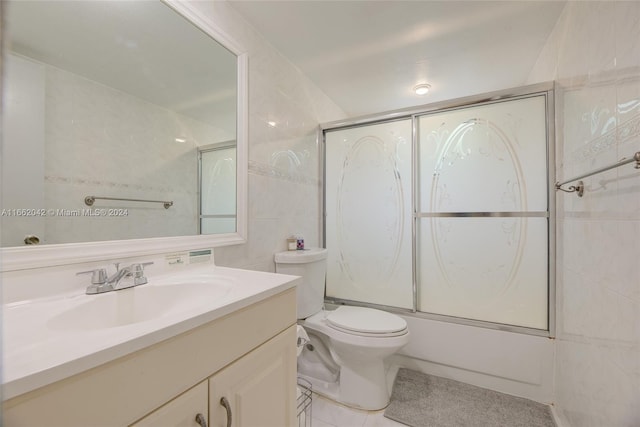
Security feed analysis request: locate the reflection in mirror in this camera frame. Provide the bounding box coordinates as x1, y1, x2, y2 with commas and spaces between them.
199, 142, 236, 234
2, 0, 239, 247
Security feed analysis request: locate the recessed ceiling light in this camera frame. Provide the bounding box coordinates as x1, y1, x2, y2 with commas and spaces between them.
267, 121, 277, 127
414, 84, 431, 95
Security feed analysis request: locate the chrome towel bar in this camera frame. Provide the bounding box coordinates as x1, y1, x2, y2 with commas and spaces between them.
555, 151, 640, 197
84, 196, 173, 209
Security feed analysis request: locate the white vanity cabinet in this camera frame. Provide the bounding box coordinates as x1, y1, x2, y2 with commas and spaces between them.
4, 288, 297, 427
131, 382, 209, 427
209, 325, 296, 427
131, 327, 296, 427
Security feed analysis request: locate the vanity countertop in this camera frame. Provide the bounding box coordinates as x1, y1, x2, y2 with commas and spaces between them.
3, 265, 299, 400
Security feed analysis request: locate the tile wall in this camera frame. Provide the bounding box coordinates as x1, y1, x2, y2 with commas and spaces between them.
528, 2, 640, 426
3, 52, 233, 246
187, 1, 346, 272
42, 64, 218, 243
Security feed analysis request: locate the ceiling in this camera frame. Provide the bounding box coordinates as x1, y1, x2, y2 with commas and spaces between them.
228, 0, 566, 118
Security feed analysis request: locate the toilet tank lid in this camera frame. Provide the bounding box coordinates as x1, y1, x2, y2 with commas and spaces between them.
275, 248, 328, 263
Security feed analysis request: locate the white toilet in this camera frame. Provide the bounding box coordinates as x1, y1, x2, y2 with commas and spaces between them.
275, 248, 409, 410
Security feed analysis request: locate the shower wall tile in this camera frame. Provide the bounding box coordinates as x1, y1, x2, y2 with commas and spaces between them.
555, 339, 639, 427
586, 2, 617, 76
183, 1, 345, 271
561, 221, 637, 344
614, 1, 640, 72
528, 2, 640, 426
616, 77, 640, 218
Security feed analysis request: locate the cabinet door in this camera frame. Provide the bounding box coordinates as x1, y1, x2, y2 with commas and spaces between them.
131, 381, 208, 427
209, 326, 297, 427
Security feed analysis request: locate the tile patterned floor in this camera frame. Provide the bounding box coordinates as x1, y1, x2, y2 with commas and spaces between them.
307, 393, 406, 427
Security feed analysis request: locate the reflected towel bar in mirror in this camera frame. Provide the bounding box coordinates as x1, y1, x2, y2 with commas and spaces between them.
555, 151, 640, 197
84, 196, 173, 209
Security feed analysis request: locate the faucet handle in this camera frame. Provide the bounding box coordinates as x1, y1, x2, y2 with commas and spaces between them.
76, 268, 108, 285
130, 262, 153, 285
131, 262, 154, 276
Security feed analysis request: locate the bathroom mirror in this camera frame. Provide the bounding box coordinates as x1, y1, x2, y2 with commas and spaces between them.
1, 1, 248, 269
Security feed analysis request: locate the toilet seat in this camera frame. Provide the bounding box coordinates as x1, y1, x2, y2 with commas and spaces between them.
326, 306, 407, 337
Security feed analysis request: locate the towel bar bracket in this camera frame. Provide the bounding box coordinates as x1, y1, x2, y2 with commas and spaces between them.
555, 180, 584, 197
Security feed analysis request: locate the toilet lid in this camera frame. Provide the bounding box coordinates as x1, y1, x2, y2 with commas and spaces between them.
326, 306, 407, 335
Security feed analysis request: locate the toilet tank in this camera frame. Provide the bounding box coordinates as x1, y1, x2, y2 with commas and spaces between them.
275, 248, 328, 319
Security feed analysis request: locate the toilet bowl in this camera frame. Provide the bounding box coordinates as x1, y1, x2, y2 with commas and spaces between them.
275, 248, 409, 410
303, 306, 409, 409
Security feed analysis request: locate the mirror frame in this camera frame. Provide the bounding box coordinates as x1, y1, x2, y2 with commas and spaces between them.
0, 0, 248, 271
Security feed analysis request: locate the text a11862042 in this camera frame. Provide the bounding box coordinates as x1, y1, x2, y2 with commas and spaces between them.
0, 208, 129, 217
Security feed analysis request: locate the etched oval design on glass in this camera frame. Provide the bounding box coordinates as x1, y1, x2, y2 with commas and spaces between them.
337, 135, 405, 289
430, 118, 527, 297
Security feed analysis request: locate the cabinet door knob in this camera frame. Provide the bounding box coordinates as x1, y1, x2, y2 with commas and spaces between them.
195, 413, 207, 427
220, 397, 232, 427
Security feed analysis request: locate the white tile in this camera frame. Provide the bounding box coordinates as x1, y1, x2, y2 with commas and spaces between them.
310, 418, 337, 427
540, 1, 640, 424
614, 0, 640, 70
42, 64, 209, 244
362, 412, 407, 427
308, 396, 406, 427
586, 2, 617, 75
311, 394, 369, 427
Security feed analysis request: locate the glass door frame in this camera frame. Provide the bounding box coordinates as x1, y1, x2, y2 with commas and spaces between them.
320, 82, 556, 337
197, 140, 237, 235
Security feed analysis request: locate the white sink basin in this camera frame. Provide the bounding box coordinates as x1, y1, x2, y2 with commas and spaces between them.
3, 264, 299, 400
48, 277, 234, 331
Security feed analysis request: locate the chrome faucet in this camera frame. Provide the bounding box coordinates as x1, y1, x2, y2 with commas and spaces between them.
77, 262, 154, 294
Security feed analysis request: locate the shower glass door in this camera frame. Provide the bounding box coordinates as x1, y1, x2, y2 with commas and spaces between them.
416, 95, 549, 329
323, 86, 552, 332
324, 120, 413, 309
199, 143, 236, 234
